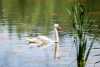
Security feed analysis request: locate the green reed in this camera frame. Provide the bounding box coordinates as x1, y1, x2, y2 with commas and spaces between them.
72, 3, 96, 67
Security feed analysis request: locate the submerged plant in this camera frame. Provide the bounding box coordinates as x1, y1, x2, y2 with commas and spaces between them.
72, 3, 96, 67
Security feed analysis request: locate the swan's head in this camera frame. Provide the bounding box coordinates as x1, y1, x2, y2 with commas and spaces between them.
54, 24, 59, 28
54, 24, 64, 32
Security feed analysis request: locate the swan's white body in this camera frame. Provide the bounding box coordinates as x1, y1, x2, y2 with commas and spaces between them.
26, 35, 52, 47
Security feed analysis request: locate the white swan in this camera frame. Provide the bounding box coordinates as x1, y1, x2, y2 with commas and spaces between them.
26, 24, 61, 48
26, 24, 62, 58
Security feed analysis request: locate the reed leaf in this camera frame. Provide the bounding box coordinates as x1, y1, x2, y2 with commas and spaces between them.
85, 36, 96, 62
72, 2, 96, 67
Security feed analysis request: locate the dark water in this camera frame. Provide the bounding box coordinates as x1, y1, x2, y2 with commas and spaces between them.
0, 0, 100, 67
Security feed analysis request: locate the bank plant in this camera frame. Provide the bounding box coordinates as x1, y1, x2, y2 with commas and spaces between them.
72, 2, 96, 67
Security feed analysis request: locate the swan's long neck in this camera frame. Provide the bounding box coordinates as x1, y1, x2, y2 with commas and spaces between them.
54, 26, 60, 59
54, 27, 59, 43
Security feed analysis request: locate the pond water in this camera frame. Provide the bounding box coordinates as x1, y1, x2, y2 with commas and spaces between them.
0, 18, 100, 67
0, 0, 100, 67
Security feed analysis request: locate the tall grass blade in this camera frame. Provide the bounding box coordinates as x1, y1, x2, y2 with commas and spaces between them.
85, 36, 96, 61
